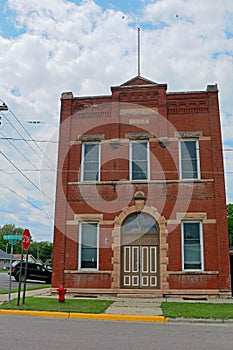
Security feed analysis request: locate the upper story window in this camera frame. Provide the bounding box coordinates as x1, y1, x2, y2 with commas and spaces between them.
130, 141, 149, 180
179, 139, 200, 179
182, 221, 204, 271
81, 143, 100, 181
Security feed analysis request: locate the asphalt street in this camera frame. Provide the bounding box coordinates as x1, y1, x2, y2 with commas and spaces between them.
0, 272, 48, 290
0, 316, 232, 350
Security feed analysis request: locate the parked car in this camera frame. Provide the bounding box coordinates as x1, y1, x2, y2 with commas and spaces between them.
9, 261, 52, 283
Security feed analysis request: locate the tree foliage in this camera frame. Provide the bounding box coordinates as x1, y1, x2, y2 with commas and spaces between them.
227, 204, 233, 247
0, 224, 23, 254
227, 203, 233, 218
0, 224, 53, 263
29, 241, 53, 263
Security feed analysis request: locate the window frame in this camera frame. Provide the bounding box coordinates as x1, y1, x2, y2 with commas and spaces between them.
80, 142, 101, 182
181, 221, 204, 271
129, 140, 150, 181
78, 221, 99, 270
179, 138, 200, 180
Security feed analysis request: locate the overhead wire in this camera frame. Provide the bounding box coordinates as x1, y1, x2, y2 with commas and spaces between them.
0, 135, 233, 150
0, 184, 53, 224
0, 150, 54, 203
0, 136, 58, 143
0, 101, 57, 210
0, 106, 56, 171
0, 130, 55, 186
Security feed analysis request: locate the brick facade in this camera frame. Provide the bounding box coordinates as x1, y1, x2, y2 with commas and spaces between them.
52, 76, 231, 298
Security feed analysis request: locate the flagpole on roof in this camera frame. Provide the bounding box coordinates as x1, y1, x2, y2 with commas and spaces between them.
138, 27, 141, 76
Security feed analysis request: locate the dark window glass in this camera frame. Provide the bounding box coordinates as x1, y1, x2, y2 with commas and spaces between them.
81, 223, 98, 269
82, 143, 99, 181
180, 140, 198, 179
183, 222, 202, 270
131, 142, 148, 180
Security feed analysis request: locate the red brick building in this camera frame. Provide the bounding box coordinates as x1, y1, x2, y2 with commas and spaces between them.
52, 76, 231, 298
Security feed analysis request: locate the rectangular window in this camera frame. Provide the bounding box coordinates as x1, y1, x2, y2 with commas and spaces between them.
182, 221, 203, 271
130, 141, 149, 180
79, 222, 99, 269
81, 143, 100, 181
180, 139, 200, 179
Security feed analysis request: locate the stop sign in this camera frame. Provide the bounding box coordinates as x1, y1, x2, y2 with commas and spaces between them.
22, 229, 31, 250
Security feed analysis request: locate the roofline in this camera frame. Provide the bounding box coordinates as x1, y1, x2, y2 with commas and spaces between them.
111, 84, 167, 91
167, 84, 218, 95
72, 95, 111, 100
120, 75, 159, 86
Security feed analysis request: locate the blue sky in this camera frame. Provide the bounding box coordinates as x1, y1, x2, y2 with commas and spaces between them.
0, 2, 23, 37
0, 0, 143, 37
0, 0, 233, 241
92, 0, 145, 12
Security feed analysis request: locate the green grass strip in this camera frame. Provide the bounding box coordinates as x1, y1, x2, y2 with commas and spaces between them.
0, 297, 113, 314
161, 302, 233, 319
0, 285, 51, 294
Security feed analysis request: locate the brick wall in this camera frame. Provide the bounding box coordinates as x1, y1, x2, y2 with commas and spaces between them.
52, 78, 231, 296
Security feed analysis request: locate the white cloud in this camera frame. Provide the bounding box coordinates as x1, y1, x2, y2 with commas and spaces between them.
0, 0, 232, 240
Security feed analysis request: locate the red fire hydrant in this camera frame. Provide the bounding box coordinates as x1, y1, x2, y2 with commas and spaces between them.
57, 284, 67, 302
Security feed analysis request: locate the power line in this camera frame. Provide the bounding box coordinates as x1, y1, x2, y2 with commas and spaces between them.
0, 184, 53, 224
0, 150, 54, 203
0, 136, 58, 143
2, 168, 233, 175
3, 137, 233, 153
0, 130, 55, 187
0, 106, 56, 170
0, 169, 55, 173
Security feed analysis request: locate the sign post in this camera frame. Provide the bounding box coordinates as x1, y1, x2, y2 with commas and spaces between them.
3, 235, 22, 304
22, 229, 31, 304
17, 246, 24, 306
17, 229, 31, 306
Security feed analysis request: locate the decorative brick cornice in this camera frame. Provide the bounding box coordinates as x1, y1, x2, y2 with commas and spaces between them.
168, 100, 209, 114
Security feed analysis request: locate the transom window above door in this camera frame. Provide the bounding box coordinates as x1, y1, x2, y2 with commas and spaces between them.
122, 212, 158, 234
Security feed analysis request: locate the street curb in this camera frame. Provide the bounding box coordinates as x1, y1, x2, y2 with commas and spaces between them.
0, 310, 68, 318
168, 317, 233, 324
0, 309, 168, 322
70, 313, 168, 322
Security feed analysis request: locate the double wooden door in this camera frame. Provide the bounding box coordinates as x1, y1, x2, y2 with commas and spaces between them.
121, 244, 159, 289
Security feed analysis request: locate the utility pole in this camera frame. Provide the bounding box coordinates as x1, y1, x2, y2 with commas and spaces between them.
0, 102, 8, 111
0, 102, 8, 125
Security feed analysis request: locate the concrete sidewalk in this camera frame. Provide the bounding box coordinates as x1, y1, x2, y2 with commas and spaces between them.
103, 297, 163, 316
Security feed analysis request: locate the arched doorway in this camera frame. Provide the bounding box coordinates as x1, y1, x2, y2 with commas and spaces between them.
121, 212, 159, 289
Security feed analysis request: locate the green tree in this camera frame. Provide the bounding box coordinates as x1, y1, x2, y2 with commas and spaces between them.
0, 224, 53, 264
29, 241, 53, 263
227, 204, 233, 247
0, 224, 23, 254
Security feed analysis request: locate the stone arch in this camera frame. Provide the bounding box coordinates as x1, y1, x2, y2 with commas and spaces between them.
111, 204, 169, 292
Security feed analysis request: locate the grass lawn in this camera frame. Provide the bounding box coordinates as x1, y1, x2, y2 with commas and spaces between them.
161, 302, 233, 319
0, 285, 51, 294
0, 297, 113, 314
